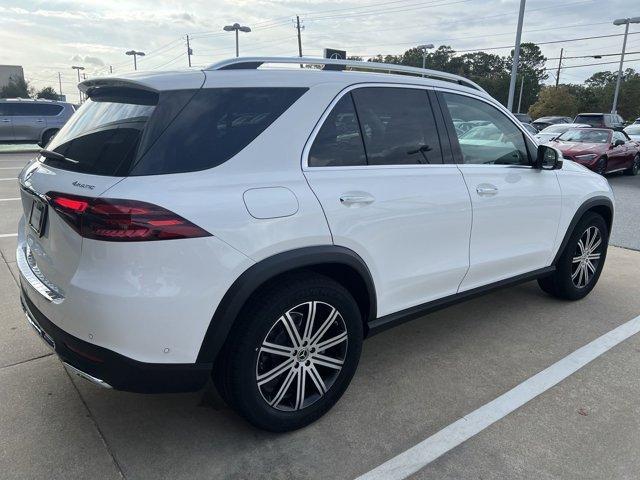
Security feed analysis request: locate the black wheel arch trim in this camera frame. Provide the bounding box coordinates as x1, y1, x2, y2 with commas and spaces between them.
552, 195, 613, 266
196, 245, 377, 363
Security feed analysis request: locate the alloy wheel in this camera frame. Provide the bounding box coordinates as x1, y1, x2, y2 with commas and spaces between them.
571, 226, 602, 288
256, 301, 348, 411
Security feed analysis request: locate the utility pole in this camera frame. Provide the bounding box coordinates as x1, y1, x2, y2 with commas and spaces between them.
555, 48, 563, 87
186, 34, 193, 67
109, 65, 113, 74
611, 17, 640, 114
295, 16, 304, 67
71, 65, 84, 103
507, 0, 526, 112
517, 76, 524, 113
58, 72, 62, 97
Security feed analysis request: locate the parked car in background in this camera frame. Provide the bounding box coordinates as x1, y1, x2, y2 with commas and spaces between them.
573, 113, 625, 130
0, 98, 75, 147
513, 113, 532, 124
550, 128, 639, 175
532, 116, 572, 130
521, 123, 538, 135
632, 117, 640, 125
624, 124, 640, 141
535, 123, 590, 144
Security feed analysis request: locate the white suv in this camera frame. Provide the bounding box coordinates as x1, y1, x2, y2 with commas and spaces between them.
17, 57, 614, 432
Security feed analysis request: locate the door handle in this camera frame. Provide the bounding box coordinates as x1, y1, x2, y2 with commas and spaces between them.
339, 193, 375, 206
476, 185, 498, 196
1, 119, 10, 123
36, 119, 45, 123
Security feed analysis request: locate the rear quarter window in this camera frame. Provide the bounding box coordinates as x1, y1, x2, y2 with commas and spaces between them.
131, 87, 308, 175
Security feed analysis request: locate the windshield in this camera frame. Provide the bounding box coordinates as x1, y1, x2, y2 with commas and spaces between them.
557, 129, 610, 144
541, 124, 571, 134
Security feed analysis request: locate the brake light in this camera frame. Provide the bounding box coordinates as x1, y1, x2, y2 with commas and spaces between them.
47, 192, 211, 242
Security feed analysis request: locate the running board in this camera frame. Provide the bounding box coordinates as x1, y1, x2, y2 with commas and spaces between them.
367, 266, 556, 336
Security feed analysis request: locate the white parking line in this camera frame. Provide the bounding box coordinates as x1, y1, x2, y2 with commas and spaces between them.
0, 233, 18, 238
0, 167, 22, 170
0, 178, 17, 181
356, 314, 640, 480
0, 198, 20, 202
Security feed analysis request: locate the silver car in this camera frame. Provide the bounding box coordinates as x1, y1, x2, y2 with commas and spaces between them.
0, 98, 75, 147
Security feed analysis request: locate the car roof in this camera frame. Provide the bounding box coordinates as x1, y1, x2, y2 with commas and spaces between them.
0, 97, 71, 106
79, 57, 492, 102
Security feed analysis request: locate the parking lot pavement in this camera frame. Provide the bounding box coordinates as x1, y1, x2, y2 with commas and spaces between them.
0, 149, 640, 479
411, 331, 640, 480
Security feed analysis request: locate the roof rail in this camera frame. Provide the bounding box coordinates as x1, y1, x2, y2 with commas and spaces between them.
205, 56, 486, 93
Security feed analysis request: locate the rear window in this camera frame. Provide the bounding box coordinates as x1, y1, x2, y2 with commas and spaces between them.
44, 88, 159, 176
10, 103, 64, 116
42, 87, 306, 176
574, 115, 604, 126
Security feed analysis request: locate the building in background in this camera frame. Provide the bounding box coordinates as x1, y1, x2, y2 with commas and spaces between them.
0, 65, 24, 89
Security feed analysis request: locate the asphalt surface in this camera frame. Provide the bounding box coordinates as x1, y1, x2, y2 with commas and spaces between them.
1, 149, 639, 479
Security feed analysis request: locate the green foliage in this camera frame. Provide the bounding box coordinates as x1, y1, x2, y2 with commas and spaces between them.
528, 86, 579, 119
367, 43, 546, 113
0, 76, 33, 98
36, 86, 59, 100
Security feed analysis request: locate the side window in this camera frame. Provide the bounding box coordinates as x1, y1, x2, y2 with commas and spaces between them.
441, 92, 530, 166
351, 87, 442, 165
11, 103, 63, 116
308, 93, 366, 167
613, 131, 625, 143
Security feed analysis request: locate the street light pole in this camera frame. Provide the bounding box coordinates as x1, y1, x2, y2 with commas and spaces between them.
507, 0, 526, 112
71, 65, 84, 103
611, 17, 640, 114
223, 23, 251, 57
417, 44, 434, 77
125, 50, 146, 70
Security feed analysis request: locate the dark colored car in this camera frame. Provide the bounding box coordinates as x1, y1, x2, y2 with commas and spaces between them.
573, 113, 625, 130
549, 128, 640, 175
531, 116, 572, 131
513, 113, 532, 123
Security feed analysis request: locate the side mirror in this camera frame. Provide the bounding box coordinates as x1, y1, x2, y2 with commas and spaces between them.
614, 139, 625, 147
535, 144, 563, 170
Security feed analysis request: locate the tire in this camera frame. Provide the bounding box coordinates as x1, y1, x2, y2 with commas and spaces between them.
214, 272, 363, 432
538, 212, 608, 300
624, 154, 640, 176
39, 129, 58, 148
594, 157, 608, 175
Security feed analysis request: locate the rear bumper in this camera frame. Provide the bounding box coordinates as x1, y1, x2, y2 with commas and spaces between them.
20, 287, 211, 393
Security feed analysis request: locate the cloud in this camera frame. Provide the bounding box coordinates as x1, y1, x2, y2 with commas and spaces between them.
71, 54, 105, 66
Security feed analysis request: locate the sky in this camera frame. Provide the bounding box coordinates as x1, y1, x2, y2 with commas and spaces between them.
0, 0, 639, 103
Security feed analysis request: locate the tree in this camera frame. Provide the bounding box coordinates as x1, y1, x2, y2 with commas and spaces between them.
0, 76, 33, 98
36, 86, 59, 100
528, 85, 579, 118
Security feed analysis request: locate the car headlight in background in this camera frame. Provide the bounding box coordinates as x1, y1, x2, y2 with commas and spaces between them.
575, 154, 597, 161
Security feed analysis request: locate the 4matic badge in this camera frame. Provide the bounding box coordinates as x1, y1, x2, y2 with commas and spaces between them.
72, 181, 95, 190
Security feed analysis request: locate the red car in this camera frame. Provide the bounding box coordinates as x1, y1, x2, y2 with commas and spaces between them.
549, 128, 640, 175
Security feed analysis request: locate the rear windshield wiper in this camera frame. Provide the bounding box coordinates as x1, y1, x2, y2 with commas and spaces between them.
39, 149, 79, 164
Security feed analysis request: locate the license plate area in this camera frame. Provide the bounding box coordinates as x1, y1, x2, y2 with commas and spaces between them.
28, 197, 47, 237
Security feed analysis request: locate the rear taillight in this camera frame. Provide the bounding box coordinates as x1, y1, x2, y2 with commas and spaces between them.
47, 192, 211, 242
